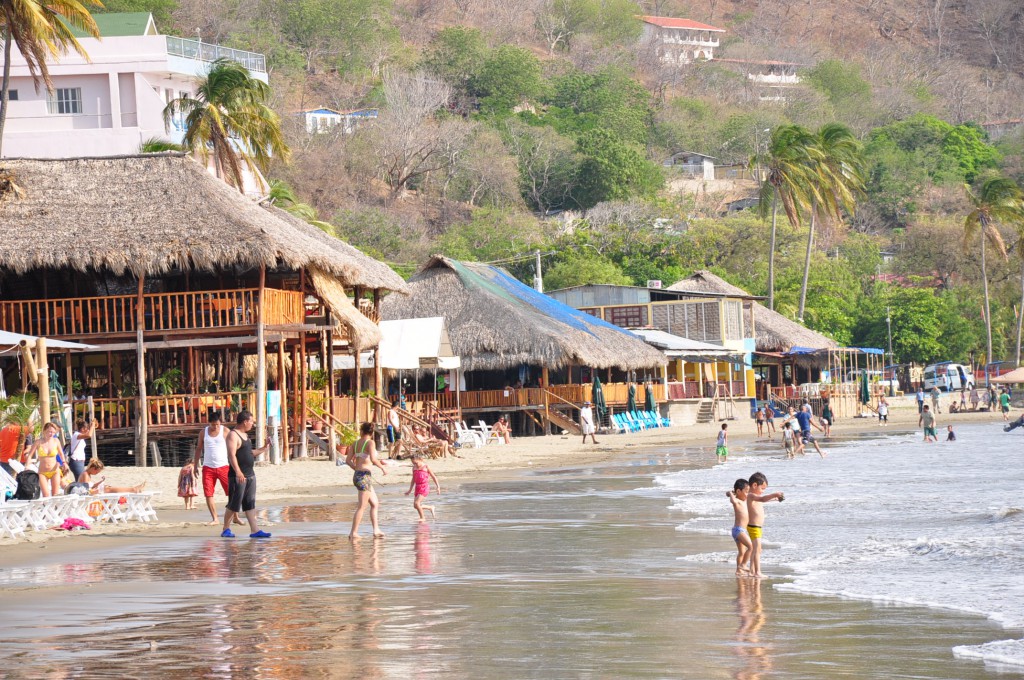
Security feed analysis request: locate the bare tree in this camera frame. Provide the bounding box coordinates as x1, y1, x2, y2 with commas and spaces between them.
503, 120, 580, 214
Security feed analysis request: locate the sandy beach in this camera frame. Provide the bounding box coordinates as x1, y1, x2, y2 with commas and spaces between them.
2, 401, 1009, 558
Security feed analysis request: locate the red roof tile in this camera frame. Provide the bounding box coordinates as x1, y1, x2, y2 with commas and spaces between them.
641, 16, 725, 31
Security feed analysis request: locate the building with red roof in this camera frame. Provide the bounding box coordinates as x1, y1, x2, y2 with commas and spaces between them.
640, 16, 725, 64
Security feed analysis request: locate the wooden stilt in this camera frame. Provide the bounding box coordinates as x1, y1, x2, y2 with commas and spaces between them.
65, 350, 73, 406
279, 340, 289, 464
135, 275, 147, 467
106, 351, 113, 398
37, 339, 50, 427
541, 366, 550, 435
256, 265, 267, 447
291, 345, 300, 458
373, 288, 383, 423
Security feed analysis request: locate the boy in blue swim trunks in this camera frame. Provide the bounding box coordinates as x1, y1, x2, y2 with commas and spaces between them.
726, 479, 753, 576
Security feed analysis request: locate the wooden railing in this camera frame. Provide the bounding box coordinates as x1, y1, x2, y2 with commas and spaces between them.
398, 383, 669, 412
70, 390, 256, 430
0, 288, 303, 338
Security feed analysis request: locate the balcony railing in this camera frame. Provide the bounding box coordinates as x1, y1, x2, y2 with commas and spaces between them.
0, 287, 303, 338
72, 391, 257, 430
166, 36, 267, 73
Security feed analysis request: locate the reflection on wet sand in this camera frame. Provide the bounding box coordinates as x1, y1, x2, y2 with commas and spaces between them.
734, 577, 773, 680
415, 524, 433, 575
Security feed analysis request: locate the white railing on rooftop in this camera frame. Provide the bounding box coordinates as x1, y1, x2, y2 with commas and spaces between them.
166, 36, 267, 73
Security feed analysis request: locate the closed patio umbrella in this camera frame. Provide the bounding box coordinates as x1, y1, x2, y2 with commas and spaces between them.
644, 382, 656, 413
860, 371, 870, 405
627, 383, 637, 414
591, 374, 607, 426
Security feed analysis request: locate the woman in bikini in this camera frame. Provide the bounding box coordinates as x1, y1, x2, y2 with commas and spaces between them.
77, 458, 146, 494
345, 422, 387, 540
26, 422, 66, 497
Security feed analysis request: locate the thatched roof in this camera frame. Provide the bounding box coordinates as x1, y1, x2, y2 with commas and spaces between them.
381, 256, 667, 372
0, 155, 406, 292
309, 267, 382, 350
668, 270, 838, 352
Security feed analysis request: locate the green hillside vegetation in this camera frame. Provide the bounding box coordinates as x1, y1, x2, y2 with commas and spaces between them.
100, 0, 1024, 365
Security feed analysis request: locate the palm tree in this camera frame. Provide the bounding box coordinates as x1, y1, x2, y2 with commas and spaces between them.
750, 125, 821, 311
266, 179, 333, 231
164, 58, 290, 193
0, 391, 39, 461
964, 175, 1023, 367
139, 137, 185, 153
797, 123, 866, 321
1011, 209, 1024, 366
0, 0, 100, 156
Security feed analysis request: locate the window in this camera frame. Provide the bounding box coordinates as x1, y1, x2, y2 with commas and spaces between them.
47, 87, 82, 114
606, 305, 647, 328
7, 90, 17, 101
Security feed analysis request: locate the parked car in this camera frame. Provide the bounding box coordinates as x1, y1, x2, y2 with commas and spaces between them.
923, 363, 975, 392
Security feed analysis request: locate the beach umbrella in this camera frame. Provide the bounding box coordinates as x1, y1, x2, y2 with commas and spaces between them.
644, 382, 656, 413
627, 383, 637, 414
860, 370, 870, 405
591, 374, 607, 425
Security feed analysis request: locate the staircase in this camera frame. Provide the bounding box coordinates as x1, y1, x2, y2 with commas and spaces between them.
696, 399, 716, 424
542, 407, 582, 435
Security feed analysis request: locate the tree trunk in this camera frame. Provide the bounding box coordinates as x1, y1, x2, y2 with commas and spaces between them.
981, 221, 993, 366
767, 188, 779, 311
798, 198, 817, 322
0, 27, 13, 158
1016, 257, 1024, 367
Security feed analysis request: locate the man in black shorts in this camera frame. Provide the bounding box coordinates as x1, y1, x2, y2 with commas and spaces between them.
221, 410, 272, 538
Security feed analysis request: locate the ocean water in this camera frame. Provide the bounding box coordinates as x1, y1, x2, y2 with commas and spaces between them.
0, 435, 1018, 678
655, 421, 1024, 673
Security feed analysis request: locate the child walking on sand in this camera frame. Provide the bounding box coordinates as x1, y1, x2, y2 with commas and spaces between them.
404, 455, 441, 521
746, 472, 784, 578
178, 460, 197, 510
716, 424, 729, 462
727, 479, 753, 575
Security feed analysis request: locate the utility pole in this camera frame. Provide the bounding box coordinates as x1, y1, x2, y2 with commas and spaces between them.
534, 249, 543, 293
886, 306, 895, 397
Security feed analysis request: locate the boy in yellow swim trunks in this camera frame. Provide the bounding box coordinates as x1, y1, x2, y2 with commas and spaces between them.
745, 471, 784, 578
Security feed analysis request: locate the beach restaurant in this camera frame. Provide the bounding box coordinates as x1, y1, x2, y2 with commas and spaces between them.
381, 256, 667, 435
0, 154, 406, 465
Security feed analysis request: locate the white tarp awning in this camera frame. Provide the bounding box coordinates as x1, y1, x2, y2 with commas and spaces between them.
0, 330, 97, 354
628, 328, 744, 363
333, 318, 460, 370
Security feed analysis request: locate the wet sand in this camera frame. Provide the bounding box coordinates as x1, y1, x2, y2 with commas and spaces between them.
1, 426, 1019, 678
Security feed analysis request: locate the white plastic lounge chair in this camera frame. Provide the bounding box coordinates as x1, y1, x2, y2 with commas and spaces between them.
0, 504, 27, 539
125, 492, 160, 523
454, 422, 484, 448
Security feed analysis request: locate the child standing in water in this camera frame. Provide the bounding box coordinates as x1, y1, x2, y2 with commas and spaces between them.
716, 423, 729, 462
404, 455, 441, 521
726, 479, 753, 576
178, 460, 197, 510
746, 472, 784, 578
946, 425, 956, 441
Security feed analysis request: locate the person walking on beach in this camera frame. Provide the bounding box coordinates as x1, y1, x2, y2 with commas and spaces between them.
580, 401, 599, 444
387, 399, 406, 459
970, 387, 980, 411
754, 407, 765, 438
916, 387, 925, 414
877, 396, 889, 426
787, 405, 825, 458
221, 411, 271, 539
764, 405, 776, 438
347, 421, 388, 539
919, 404, 938, 443
930, 386, 941, 414
404, 455, 440, 522
716, 423, 729, 462
726, 479, 753, 576
819, 400, 834, 437
999, 389, 1011, 421
178, 460, 197, 509
745, 472, 784, 578
67, 419, 97, 483
193, 412, 238, 526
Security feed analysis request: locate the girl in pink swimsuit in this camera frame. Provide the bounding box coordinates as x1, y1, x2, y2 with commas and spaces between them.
404, 455, 441, 521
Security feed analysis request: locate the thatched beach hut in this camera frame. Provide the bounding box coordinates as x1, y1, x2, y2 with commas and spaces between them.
0, 154, 405, 462
382, 256, 666, 432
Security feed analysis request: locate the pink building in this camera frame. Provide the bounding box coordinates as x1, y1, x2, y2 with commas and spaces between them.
1, 12, 267, 165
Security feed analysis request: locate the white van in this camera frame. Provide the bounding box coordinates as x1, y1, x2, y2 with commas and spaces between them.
923, 363, 975, 392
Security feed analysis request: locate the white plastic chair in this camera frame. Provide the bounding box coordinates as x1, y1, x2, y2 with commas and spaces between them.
125, 492, 160, 523
456, 421, 484, 448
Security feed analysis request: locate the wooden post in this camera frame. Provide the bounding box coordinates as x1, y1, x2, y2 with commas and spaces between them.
299, 329, 308, 457
65, 350, 73, 406
373, 288, 384, 422
256, 265, 267, 447
541, 366, 550, 435
106, 351, 114, 398
354, 345, 362, 425
87, 396, 98, 460
37, 338, 50, 427
278, 340, 289, 464
290, 345, 300, 459
135, 275, 147, 467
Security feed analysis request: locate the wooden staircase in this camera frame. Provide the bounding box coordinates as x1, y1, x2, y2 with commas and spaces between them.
541, 407, 582, 435
696, 399, 716, 424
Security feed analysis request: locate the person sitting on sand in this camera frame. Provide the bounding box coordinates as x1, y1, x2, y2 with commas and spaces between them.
491, 416, 512, 444
411, 425, 453, 458
727, 479, 753, 576
78, 458, 146, 495
346, 422, 388, 540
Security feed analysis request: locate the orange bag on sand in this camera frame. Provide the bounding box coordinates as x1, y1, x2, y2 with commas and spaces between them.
0, 425, 22, 464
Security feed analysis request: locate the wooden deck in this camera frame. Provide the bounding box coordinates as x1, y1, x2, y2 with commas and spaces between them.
71, 390, 258, 433
0, 288, 303, 339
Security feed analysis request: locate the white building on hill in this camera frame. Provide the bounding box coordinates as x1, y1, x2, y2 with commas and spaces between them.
641, 16, 725, 64
1, 12, 267, 160
298, 107, 379, 134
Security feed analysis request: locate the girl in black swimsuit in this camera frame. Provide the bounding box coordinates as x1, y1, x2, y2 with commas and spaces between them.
345, 422, 388, 539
